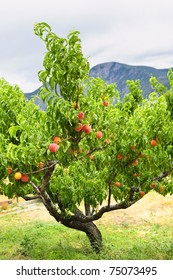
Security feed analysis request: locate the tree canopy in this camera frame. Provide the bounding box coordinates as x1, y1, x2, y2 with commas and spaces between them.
0, 22, 173, 251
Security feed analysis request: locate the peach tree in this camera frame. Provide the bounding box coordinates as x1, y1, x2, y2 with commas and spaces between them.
0, 22, 173, 252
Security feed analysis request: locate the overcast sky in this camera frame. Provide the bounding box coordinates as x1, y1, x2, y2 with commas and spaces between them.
0, 0, 173, 92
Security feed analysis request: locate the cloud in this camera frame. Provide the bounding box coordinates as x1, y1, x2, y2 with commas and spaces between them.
0, 0, 173, 92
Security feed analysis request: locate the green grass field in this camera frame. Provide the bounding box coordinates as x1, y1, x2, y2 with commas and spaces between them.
0, 214, 172, 260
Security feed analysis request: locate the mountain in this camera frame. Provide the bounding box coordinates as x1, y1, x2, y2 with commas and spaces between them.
89, 61, 171, 99
25, 61, 172, 105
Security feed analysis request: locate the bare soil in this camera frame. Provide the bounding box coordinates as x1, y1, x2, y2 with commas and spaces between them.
0, 191, 173, 226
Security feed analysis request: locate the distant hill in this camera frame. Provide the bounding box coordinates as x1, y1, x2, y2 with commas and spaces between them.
25, 61, 172, 106
89, 61, 171, 99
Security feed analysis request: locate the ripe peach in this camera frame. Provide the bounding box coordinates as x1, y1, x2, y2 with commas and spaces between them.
21, 174, 29, 183
48, 143, 59, 153
132, 159, 138, 166
103, 100, 109, 106
7, 166, 12, 175
150, 139, 157, 147
139, 191, 145, 197
53, 136, 61, 144
115, 182, 121, 187
117, 154, 123, 160
90, 154, 95, 160
38, 162, 44, 169
78, 111, 84, 120
75, 123, 83, 132
151, 182, 156, 189
82, 124, 92, 134
96, 131, 103, 139
14, 172, 22, 181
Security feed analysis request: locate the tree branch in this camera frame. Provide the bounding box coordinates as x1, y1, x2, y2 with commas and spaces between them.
29, 180, 65, 223
68, 200, 131, 223
151, 167, 173, 182
21, 160, 58, 175
39, 160, 57, 191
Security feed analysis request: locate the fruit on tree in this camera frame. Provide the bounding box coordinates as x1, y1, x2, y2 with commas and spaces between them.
48, 143, 59, 153
82, 124, 92, 134
139, 191, 145, 197
7, 166, 12, 175
151, 182, 156, 189
103, 100, 109, 106
132, 159, 138, 166
39, 162, 44, 169
96, 131, 103, 139
75, 123, 83, 132
21, 174, 29, 183
14, 172, 22, 181
117, 154, 123, 160
77, 111, 84, 120
150, 139, 157, 147
53, 136, 61, 144
90, 154, 95, 160
115, 182, 121, 187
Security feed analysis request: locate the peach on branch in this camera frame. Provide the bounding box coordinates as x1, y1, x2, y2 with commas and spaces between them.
38, 162, 44, 169
14, 172, 22, 181
114, 182, 121, 187
7, 166, 12, 175
48, 143, 59, 153
77, 111, 84, 120
132, 159, 138, 166
96, 131, 103, 139
103, 100, 109, 106
74, 123, 83, 132
82, 124, 92, 134
53, 136, 61, 144
139, 191, 145, 197
150, 139, 157, 147
21, 174, 29, 183
117, 154, 123, 160
90, 154, 95, 160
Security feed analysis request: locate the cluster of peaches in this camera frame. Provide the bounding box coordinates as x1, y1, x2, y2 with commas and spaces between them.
47, 100, 110, 155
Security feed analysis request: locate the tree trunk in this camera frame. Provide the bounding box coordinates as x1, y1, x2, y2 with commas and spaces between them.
62, 219, 103, 253
30, 183, 103, 253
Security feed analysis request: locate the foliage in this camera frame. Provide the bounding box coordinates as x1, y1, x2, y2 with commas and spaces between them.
0, 22, 173, 250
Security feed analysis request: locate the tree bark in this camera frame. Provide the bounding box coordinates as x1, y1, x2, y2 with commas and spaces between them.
62, 219, 103, 253
30, 181, 103, 252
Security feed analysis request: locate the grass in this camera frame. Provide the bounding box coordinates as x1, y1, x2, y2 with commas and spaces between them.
0, 214, 173, 260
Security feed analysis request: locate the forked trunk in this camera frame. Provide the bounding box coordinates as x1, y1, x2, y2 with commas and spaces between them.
31, 185, 103, 253
62, 219, 103, 253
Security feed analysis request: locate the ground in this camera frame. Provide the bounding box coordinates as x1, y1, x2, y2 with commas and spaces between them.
0, 191, 173, 226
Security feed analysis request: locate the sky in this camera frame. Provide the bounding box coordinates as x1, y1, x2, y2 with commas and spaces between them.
0, 0, 173, 92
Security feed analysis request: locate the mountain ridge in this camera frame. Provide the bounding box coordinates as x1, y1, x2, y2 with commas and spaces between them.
25, 61, 172, 104
89, 61, 170, 98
